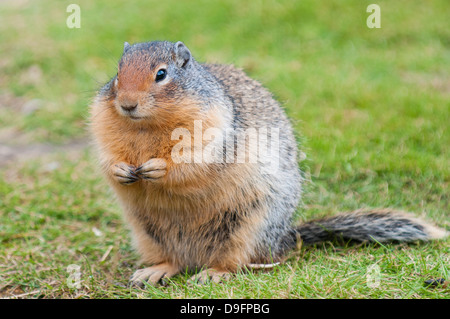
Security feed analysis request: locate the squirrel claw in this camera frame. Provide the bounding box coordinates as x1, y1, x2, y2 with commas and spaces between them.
111, 162, 138, 185
129, 263, 178, 287
135, 158, 167, 180
188, 269, 231, 285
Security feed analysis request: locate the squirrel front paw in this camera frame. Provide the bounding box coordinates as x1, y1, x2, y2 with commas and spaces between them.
135, 158, 167, 180
111, 162, 138, 185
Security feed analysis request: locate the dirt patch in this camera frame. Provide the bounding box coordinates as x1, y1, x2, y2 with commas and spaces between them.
0, 128, 89, 168
0, 88, 90, 170
402, 71, 450, 94
0, 91, 45, 115
0, 140, 89, 167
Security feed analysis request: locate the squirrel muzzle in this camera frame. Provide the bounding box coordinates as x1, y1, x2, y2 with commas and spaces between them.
115, 90, 150, 120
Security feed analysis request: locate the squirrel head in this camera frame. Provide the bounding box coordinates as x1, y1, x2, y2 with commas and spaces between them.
103, 40, 226, 125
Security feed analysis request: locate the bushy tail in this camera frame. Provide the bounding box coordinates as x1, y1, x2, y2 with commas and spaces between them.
296, 209, 448, 245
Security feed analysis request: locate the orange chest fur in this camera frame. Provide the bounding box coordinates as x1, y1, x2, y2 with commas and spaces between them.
105, 127, 176, 167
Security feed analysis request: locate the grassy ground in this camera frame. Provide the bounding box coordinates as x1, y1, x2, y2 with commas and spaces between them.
0, 0, 448, 298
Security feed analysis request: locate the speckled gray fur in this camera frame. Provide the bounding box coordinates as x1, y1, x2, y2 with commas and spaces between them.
101, 41, 447, 266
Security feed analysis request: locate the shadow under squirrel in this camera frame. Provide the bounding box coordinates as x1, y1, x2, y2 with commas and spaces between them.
89, 40, 448, 286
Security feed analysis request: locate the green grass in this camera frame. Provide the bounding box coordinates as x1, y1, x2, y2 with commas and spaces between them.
0, 0, 449, 298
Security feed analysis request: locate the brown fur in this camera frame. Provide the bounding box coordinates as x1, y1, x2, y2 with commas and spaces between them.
90, 90, 270, 280
90, 41, 448, 286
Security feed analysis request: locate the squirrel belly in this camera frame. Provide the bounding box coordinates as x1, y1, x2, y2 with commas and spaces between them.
89, 41, 448, 285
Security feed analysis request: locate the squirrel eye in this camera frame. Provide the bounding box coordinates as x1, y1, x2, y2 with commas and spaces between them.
155, 69, 167, 82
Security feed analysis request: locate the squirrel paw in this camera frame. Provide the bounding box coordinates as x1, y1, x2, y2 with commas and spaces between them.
188, 268, 231, 285
111, 162, 138, 185
135, 158, 167, 181
129, 263, 179, 287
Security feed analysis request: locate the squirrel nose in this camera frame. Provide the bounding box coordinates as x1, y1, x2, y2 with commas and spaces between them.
121, 103, 138, 112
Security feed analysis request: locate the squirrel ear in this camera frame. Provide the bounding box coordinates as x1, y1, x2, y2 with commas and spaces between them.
123, 42, 131, 53
174, 41, 191, 68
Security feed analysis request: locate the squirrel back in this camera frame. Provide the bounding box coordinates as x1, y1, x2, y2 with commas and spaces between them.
90, 41, 448, 285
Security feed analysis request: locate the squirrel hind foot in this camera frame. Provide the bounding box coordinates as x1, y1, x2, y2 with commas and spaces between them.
129, 262, 179, 287
188, 268, 232, 285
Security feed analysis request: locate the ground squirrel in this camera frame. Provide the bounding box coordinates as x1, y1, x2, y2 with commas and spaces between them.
89, 40, 448, 286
